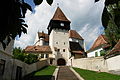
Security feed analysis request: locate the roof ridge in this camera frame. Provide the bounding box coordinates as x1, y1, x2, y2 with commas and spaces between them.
52, 7, 70, 22
100, 34, 108, 43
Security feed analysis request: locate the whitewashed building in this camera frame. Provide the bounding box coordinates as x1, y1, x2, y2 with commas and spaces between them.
25, 7, 87, 66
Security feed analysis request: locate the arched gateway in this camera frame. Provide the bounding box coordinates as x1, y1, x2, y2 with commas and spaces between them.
57, 58, 66, 66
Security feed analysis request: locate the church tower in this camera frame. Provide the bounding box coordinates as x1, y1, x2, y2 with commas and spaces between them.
47, 7, 71, 65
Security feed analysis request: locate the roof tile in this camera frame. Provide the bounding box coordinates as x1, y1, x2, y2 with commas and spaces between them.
24, 45, 52, 53
69, 30, 83, 40
52, 7, 70, 22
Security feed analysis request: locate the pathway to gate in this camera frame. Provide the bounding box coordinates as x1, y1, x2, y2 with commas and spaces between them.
56, 66, 81, 80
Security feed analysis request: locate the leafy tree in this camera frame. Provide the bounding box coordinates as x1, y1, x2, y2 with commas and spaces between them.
100, 50, 106, 56
1, 0, 53, 49
95, 0, 120, 47
13, 47, 38, 64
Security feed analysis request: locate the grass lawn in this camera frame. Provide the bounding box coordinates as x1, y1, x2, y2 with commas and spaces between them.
34, 66, 57, 76
73, 67, 120, 80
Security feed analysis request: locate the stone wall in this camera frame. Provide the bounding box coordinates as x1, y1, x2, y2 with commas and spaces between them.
72, 57, 108, 72
72, 55, 120, 75
0, 50, 50, 80
106, 55, 120, 71
0, 50, 13, 80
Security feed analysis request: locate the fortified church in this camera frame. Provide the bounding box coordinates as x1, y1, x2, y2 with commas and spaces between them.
25, 7, 87, 66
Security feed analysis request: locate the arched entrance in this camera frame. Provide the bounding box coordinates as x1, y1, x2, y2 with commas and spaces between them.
57, 58, 66, 66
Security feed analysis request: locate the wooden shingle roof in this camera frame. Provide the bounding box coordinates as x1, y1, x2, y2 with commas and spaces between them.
69, 42, 84, 54
87, 35, 110, 52
38, 32, 49, 42
52, 7, 70, 22
69, 30, 83, 40
105, 40, 120, 59
24, 45, 52, 53
109, 40, 120, 55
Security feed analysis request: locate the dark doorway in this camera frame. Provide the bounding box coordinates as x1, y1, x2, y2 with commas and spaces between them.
16, 66, 22, 80
57, 58, 66, 66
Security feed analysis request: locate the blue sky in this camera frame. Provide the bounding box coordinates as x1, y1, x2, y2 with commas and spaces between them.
14, 0, 105, 51
25, 0, 35, 9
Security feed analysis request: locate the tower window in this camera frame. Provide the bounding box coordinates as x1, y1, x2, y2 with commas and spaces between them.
57, 49, 60, 52
56, 42, 58, 44
63, 49, 65, 52
60, 23, 64, 26
64, 42, 65, 45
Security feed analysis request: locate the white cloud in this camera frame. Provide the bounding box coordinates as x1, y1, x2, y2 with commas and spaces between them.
14, 0, 105, 50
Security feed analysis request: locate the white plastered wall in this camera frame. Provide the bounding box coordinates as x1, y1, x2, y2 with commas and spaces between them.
49, 29, 71, 65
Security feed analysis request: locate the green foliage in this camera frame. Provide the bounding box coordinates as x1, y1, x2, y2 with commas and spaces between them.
1, 0, 53, 49
1, 0, 32, 49
73, 67, 120, 80
95, 52, 98, 57
13, 47, 38, 64
105, 20, 120, 47
100, 50, 106, 56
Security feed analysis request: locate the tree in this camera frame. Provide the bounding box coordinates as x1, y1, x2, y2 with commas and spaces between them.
95, 0, 120, 47
13, 47, 38, 64
1, 0, 53, 49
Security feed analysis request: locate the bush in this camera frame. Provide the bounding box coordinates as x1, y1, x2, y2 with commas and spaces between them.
100, 50, 106, 56
13, 47, 38, 64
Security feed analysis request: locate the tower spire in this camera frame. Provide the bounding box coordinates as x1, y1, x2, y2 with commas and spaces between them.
51, 7, 70, 22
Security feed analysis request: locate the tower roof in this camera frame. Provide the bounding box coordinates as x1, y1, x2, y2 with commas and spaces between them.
69, 30, 83, 40
52, 7, 70, 22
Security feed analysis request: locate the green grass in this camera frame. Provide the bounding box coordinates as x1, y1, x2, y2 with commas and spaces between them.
73, 67, 120, 80
34, 66, 57, 76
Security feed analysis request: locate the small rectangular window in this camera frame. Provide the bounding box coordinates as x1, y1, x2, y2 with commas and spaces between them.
46, 54, 49, 58
56, 42, 58, 44
41, 54, 44, 58
60, 23, 64, 26
0, 59, 5, 75
64, 42, 65, 45
63, 49, 65, 52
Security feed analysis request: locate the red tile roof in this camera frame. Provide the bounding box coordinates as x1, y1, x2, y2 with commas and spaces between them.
24, 45, 52, 53
90, 35, 108, 50
88, 35, 110, 52
69, 30, 83, 40
52, 7, 70, 22
38, 32, 49, 42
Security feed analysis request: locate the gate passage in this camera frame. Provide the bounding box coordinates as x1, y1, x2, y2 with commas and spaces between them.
57, 58, 66, 66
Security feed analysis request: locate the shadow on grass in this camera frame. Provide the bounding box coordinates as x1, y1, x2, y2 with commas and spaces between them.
22, 66, 55, 80
23, 75, 55, 80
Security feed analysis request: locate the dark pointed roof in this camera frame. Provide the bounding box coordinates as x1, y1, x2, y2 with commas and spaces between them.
69, 41, 84, 54
52, 7, 70, 22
